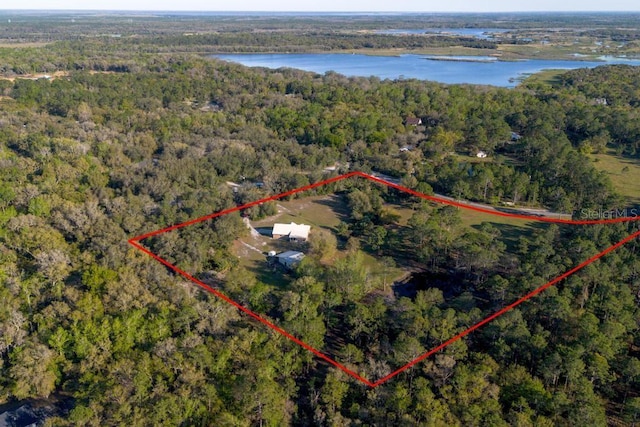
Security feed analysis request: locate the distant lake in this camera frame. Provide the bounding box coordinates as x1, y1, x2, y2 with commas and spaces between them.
376, 28, 510, 39
214, 53, 640, 87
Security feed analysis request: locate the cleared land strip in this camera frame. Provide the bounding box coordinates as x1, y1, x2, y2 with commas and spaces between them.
371, 171, 573, 220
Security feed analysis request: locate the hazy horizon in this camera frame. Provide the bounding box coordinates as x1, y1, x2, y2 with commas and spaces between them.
1, 9, 639, 13
0, 0, 638, 13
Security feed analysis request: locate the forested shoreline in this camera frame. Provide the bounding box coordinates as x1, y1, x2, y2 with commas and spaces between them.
0, 32, 639, 425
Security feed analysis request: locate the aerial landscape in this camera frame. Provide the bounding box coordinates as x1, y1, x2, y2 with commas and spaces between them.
1, 2, 640, 426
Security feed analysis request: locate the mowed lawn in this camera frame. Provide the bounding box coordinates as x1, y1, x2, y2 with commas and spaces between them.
233, 194, 350, 286
236, 194, 409, 289
459, 208, 538, 228
252, 194, 349, 232
591, 149, 640, 205
458, 208, 548, 251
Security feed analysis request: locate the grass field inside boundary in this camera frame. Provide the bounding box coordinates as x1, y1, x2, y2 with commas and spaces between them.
235, 193, 407, 289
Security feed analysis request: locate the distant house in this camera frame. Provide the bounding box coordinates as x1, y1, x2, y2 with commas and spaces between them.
405, 117, 422, 126
594, 98, 608, 106
226, 181, 241, 193
476, 151, 488, 158
510, 132, 522, 141
272, 222, 311, 242
199, 101, 222, 112
276, 251, 305, 268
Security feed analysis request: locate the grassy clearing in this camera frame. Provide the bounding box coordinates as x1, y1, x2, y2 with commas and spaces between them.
385, 191, 542, 231
359, 251, 407, 290
458, 208, 547, 251
232, 239, 285, 287
459, 208, 536, 228
383, 202, 414, 226
0, 70, 114, 81
233, 194, 349, 286
0, 42, 51, 48
252, 194, 348, 232
521, 68, 568, 86
383, 196, 544, 253
591, 149, 640, 205
451, 153, 495, 164
236, 194, 411, 288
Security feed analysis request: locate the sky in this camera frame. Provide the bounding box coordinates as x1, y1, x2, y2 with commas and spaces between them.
2, 0, 639, 12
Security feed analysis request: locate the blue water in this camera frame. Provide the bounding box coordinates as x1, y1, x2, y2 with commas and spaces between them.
376, 28, 510, 39
214, 53, 640, 87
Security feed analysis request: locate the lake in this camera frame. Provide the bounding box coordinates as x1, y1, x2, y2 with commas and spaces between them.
376, 28, 510, 39
214, 53, 640, 87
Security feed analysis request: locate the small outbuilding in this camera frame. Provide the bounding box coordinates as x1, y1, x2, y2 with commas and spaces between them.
276, 251, 305, 269
405, 117, 422, 126
476, 151, 488, 158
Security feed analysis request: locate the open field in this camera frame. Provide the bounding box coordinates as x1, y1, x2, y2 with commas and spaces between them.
0, 70, 116, 81
235, 194, 407, 287
252, 194, 347, 231
389, 197, 546, 251
0, 70, 68, 81
451, 153, 495, 164
0, 42, 51, 48
521, 68, 568, 85
234, 194, 349, 287
383, 188, 548, 246
591, 148, 640, 205
458, 208, 548, 251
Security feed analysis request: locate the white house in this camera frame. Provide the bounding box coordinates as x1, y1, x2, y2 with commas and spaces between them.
476, 151, 488, 158
272, 222, 311, 242
276, 251, 305, 268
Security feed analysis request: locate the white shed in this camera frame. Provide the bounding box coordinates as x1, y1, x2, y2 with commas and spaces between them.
276, 251, 305, 268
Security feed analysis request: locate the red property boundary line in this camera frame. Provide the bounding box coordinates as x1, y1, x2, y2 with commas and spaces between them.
129, 171, 640, 387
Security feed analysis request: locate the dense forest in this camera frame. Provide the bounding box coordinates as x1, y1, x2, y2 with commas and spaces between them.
0, 23, 640, 425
